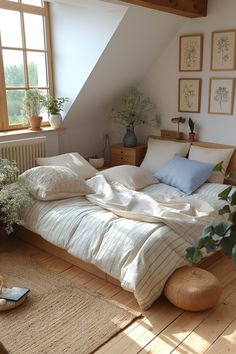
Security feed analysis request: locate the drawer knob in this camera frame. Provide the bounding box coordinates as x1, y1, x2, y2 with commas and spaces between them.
120, 157, 123, 160
120, 151, 124, 154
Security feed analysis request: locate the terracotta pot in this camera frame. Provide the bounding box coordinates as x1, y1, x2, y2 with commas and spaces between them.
189, 132, 196, 141
29, 115, 42, 131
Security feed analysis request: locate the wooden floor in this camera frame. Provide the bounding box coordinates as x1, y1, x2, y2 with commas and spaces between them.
2, 236, 236, 354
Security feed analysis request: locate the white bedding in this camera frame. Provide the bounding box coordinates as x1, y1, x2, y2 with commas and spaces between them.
22, 180, 230, 310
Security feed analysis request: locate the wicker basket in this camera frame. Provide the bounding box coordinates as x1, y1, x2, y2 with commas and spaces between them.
0, 276, 27, 312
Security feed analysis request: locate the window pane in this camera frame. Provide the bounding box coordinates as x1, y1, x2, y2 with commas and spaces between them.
24, 13, 45, 50
3, 50, 25, 87
40, 89, 49, 122
0, 10, 22, 48
6, 90, 28, 126
22, 0, 43, 6
27, 51, 47, 87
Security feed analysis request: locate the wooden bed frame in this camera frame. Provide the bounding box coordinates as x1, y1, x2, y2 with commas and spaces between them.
16, 137, 236, 287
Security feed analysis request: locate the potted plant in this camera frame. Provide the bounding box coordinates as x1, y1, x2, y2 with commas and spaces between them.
188, 117, 196, 141
111, 88, 160, 148
23, 89, 44, 131
41, 96, 68, 129
0, 158, 31, 236
89, 154, 104, 169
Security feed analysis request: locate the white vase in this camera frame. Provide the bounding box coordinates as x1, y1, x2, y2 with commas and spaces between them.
49, 113, 62, 129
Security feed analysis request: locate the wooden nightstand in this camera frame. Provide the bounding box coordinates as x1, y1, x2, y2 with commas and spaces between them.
110, 144, 147, 167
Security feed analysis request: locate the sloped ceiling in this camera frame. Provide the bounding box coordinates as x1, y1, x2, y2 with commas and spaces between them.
50, 0, 185, 156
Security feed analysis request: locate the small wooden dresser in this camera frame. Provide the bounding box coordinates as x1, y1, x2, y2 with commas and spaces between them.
110, 144, 147, 167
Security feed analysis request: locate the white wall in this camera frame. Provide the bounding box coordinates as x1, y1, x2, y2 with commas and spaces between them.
51, 1, 184, 156
140, 0, 236, 145
50, 0, 127, 118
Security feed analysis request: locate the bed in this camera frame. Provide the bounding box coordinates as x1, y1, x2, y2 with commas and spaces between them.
16, 137, 236, 310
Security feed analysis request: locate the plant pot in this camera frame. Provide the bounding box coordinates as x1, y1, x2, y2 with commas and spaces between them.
89, 157, 104, 169
189, 132, 196, 141
49, 113, 62, 129
123, 126, 137, 147
29, 115, 42, 131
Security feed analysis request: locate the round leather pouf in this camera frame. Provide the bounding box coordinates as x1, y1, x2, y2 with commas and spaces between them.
164, 266, 222, 311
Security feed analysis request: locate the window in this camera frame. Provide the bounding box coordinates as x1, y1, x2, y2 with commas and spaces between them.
0, 0, 53, 131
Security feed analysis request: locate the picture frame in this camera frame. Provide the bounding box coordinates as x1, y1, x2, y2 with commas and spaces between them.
179, 34, 203, 72
211, 30, 236, 71
208, 78, 235, 115
178, 78, 201, 113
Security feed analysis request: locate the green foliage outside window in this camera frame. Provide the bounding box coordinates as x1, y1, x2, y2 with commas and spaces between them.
5, 62, 38, 125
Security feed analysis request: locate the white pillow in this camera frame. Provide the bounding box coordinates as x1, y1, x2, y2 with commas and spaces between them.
140, 138, 191, 173
36, 152, 97, 179
188, 145, 234, 183
97, 165, 157, 190
19, 166, 94, 201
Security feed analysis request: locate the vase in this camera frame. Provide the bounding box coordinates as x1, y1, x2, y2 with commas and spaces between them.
49, 113, 62, 129
123, 126, 137, 148
103, 134, 110, 166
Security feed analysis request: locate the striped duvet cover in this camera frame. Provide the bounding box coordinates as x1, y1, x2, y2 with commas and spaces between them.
22, 182, 230, 310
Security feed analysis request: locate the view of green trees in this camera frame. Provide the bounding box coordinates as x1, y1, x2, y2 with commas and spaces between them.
5, 62, 38, 125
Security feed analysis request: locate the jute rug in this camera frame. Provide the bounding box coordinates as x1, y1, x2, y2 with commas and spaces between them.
0, 252, 141, 354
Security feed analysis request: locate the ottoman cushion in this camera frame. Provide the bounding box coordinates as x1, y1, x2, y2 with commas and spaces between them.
164, 266, 221, 311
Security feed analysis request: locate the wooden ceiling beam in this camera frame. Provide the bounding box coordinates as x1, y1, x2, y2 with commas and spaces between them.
121, 0, 208, 18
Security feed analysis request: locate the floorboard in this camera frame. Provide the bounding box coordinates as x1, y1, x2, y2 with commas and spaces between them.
1, 236, 236, 354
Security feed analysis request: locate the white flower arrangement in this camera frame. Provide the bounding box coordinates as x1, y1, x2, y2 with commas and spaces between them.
0, 159, 31, 234
111, 87, 160, 128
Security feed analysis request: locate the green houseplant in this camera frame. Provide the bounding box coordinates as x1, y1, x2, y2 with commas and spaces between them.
0, 158, 31, 235
41, 96, 68, 129
186, 162, 236, 266
111, 87, 160, 148
188, 117, 196, 141
23, 89, 44, 131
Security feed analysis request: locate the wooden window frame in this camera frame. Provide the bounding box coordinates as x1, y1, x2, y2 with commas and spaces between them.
0, 0, 54, 131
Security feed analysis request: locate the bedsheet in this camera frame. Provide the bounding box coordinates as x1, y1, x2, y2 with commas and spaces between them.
22, 181, 231, 310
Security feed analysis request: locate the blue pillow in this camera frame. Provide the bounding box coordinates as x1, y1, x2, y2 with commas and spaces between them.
154, 155, 214, 194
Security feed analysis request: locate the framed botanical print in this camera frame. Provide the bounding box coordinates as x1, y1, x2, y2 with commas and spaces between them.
209, 78, 235, 115
211, 30, 236, 70
179, 34, 203, 71
178, 78, 201, 113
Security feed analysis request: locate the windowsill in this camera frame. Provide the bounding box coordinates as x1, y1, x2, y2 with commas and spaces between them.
0, 126, 65, 138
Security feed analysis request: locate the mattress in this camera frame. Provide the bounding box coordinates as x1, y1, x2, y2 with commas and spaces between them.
22, 181, 230, 309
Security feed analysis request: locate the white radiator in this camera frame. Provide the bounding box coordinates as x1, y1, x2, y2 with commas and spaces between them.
0, 136, 47, 173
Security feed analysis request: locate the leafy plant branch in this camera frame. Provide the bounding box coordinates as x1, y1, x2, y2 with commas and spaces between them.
186, 161, 236, 266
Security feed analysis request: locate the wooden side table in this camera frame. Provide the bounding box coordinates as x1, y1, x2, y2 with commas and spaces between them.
110, 144, 147, 167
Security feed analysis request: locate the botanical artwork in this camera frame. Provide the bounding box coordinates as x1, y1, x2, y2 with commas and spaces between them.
178, 79, 201, 113
209, 78, 235, 115
211, 31, 236, 70
179, 35, 203, 71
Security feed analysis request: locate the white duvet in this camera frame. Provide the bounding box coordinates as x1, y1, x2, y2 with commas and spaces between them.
22, 179, 230, 310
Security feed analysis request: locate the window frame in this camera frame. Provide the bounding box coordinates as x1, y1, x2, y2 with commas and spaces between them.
0, 0, 53, 131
